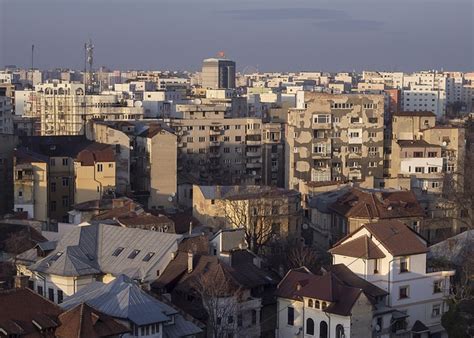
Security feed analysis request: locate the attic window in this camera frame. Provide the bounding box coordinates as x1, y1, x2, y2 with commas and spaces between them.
50, 252, 63, 262
112, 247, 124, 256
128, 249, 141, 259
143, 252, 155, 262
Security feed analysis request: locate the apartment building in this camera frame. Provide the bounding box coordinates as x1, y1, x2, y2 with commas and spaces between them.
286, 92, 385, 191
13, 136, 117, 222
0, 91, 13, 134
330, 220, 455, 337
23, 81, 143, 136
389, 111, 466, 241
169, 116, 281, 186
0, 134, 19, 216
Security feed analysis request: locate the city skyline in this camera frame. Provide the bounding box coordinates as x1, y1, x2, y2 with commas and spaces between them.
1, 0, 473, 72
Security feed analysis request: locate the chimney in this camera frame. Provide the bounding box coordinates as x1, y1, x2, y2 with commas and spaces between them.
14, 275, 30, 289
189, 221, 193, 235
187, 251, 194, 273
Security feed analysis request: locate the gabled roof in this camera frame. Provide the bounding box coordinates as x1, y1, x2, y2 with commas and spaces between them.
29, 223, 182, 282
61, 275, 175, 326
329, 235, 386, 259
275, 268, 313, 301
332, 220, 428, 257
0, 288, 63, 337
55, 303, 130, 338
329, 188, 424, 220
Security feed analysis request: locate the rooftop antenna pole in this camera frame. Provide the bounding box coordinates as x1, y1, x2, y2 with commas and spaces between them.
31, 44, 34, 85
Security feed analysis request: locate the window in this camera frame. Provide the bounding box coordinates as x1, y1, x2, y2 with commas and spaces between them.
432, 304, 441, 317
399, 286, 409, 299
57, 289, 63, 304
199, 126, 205, 130
315, 300, 320, 309
50, 158, 56, 166
112, 247, 124, 256
349, 131, 360, 138
223, 136, 230, 142
252, 309, 257, 325
287, 307, 294, 325
227, 316, 233, 324
108, 163, 113, 168
235, 125, 241, 130
351, 117, 361, 123
413, 152, 424, 158
235, 136, 241, 142
37, 285, 43, 296
368, 117, 378, 123
415, 167, 424, 173
224, 147, 230, 153
308, 299, 313, 307
237, 314, 242, 327
332, 131, 341, 138
433, 280, 443, 293
374, 259, 379, 273
51, 182, 56, 192
313, 114, 330, 124
320, 321, 328, 338
369, 132, 377, 138
428, 167, 438, 173
322, 302, 327, 309
306, 318, 315, 335
48, 288, 54, 302
336, 324, 345, 338
400, 257, 409, 273
199, 137, 205, 142
333, 117, 340, 123
428, 151, 437, 157
51, 201, 57, 212
369, 161, 377, 168
18, 191, 22, 197
62, 177, 68, 186
128, 249, 141, 259
143, 252, 155, 262
62, 158, 68, 166
97, 164, 103, 172
187, 137, 193, 143
62, 196, 69, 207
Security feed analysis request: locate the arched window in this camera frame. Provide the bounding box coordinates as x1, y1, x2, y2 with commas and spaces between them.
336, 324, 345, 338
75, 88, 84, 95
322, 302, 327, 309
306, 318, 315, 335
58, 88, 64, 95
308, 299, 313, 307
315, 300, 320, 309
320, 321, 328, 338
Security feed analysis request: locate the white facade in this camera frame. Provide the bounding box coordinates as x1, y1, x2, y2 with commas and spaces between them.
332, 226, 454, 336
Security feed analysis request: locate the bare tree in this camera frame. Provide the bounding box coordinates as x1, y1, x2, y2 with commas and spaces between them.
220, 193, 300, 255
192, 268, 241, 338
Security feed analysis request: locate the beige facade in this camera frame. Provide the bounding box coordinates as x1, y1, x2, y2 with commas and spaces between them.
75, 160, 116, 204
286, 92, 385, 190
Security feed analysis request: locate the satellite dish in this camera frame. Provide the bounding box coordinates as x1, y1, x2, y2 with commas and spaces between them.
171, 192, 176, 197
195, 98, 202, 104
442, 141, 447, 146
375, 324, 381, 332
134, 101, 143, 108
302, 223, 309, 230
168, 196, 173, 202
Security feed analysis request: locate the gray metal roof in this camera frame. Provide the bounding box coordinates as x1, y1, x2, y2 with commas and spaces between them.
60, 275, 174, 325
30, 223, 183, 282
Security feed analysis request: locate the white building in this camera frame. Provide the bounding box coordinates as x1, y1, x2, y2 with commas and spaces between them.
330, 220, 455, 337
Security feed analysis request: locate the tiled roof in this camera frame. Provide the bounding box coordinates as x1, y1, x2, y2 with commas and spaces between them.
329, 188, 424, 220
55, 303, 130, 338
329, 235, 386, 259
0, 288, 62, 337
333, 220, 428, 257
29, 223, 182, 282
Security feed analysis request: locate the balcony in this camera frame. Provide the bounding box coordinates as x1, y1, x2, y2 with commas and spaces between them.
312, 152, 331, 159
209, 141, 221, 147
246, 162, 262, 169
210, 128, 223, 136
312, 122, 332, 130
246, 129, 261, 136
246, 151, 261, 157
246, 140, 261, 146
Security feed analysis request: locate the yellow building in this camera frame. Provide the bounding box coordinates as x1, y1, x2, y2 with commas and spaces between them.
13, 136, 116, 222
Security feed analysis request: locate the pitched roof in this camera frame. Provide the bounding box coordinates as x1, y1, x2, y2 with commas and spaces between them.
55, 303, 130, 338
363, 221, 428, 256
61, 275, 175, 326
332, 220, 428, 257
29, 223, 182, 282
277, 265, 388, 316
329, 235, 386, 259
75, 143, 115, 166
0, 288, 63, 337
329, 188, 424, 220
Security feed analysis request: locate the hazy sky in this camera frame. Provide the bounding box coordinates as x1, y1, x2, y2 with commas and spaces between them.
0, 0, 473, 72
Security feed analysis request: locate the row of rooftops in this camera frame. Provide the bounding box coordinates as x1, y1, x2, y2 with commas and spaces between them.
15, 136, 115, 165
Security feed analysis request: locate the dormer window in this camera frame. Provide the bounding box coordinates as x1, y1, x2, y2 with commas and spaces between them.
315, 300, 320, 309
112, 247, 124, 256
308, 299, 313, 307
